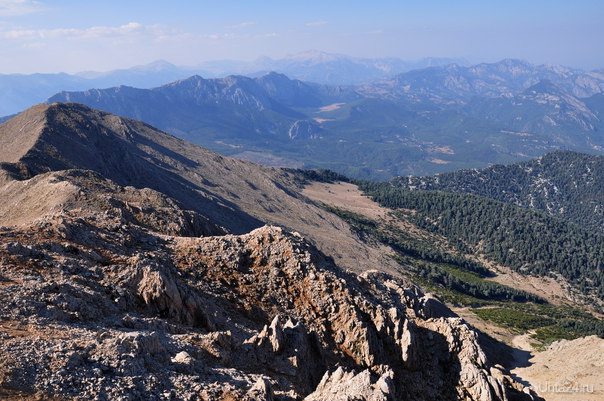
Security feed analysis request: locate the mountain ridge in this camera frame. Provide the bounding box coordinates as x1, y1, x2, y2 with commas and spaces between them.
43, 59, 604, 179
0, 102, 402, 277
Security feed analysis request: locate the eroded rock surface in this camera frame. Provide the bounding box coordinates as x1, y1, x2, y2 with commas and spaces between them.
0, 175, 537, 400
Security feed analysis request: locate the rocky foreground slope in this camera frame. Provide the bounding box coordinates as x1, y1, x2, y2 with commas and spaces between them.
0, 104, 539, 400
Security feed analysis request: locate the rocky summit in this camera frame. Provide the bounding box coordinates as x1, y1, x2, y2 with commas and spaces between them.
0, 103, 539, 400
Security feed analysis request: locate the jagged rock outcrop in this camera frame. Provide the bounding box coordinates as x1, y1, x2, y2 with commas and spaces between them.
305, 367, 394, 401
0, 189, 536, 400
288, 120, 321, 139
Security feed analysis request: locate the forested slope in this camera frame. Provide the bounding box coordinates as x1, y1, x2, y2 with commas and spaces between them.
358, 181, 604, 300
394, 151, 604, 232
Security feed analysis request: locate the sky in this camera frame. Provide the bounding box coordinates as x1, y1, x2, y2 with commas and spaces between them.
0, 0, 603, 74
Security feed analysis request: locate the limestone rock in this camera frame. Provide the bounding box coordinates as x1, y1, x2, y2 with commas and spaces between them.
0, 203, 532, 401
247, 377, 275, 401
172, 351, 193, 365
305, 367, 394, 401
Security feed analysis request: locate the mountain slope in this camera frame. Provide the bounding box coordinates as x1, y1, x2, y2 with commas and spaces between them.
463, 80, 602, 141
393, 150, 604, 232
0, 102, 399, 276
358, 180, 604, 301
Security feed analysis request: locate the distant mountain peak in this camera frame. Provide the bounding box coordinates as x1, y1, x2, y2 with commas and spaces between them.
136, 59, 179, 72
261, 71, 289, 78
285, 50, 348, 63
523, 79, 566, 95
256, 71, 297, 85
496, 58, 532, 67
165, 74, 207, 88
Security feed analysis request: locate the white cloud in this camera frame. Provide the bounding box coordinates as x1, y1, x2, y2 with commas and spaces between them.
255, 32, 278, 39
226, 21, 256, 29
0, 22, 167, 41
305, 20, 328, 27
0, 0, 42, 17
0, 19, 283, 73
200, 31, 278, 41
0, 20, 278, 46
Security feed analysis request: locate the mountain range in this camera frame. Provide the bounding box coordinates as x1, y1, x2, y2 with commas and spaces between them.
44, 59, 604, 179
0, 51, 463, 117
1, 103, 604, 399
360, 59, 604, 101
236, 50, 468, 85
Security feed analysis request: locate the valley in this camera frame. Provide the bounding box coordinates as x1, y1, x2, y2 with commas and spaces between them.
39, 58, 604, 180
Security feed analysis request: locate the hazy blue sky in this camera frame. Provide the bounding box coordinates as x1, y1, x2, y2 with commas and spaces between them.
0, 0, 602, 73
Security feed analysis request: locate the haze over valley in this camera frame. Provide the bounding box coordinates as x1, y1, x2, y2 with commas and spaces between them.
42, 57, 604, 179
